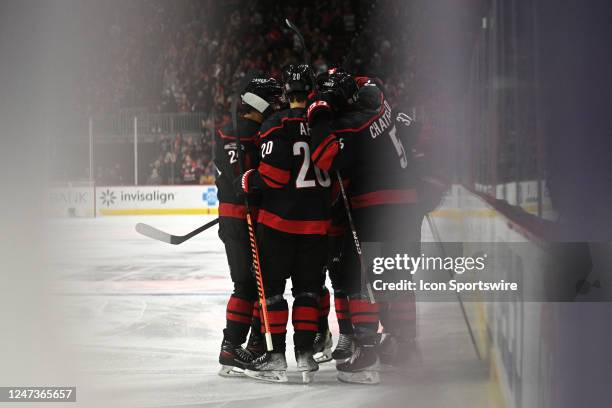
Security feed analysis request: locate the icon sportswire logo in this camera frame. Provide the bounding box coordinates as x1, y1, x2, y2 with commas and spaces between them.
101, 189, 116, 206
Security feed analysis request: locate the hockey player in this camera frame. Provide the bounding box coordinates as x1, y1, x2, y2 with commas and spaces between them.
314, 196, 355, 364
238, 64, 331, 383
215, 77, 282, 377
307, 69, 422, 384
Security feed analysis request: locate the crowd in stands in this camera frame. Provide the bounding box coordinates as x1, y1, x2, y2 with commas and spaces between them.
146, 131, 216, 185
81, 0, 418, 185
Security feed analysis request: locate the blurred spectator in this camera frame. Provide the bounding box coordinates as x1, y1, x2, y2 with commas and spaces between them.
80, 0, 419, 185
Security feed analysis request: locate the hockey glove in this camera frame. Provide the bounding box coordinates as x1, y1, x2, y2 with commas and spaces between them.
307, 97, 334, 127
234, 169, 258, 198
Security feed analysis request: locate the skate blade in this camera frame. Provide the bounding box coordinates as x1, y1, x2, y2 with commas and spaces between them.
244, 369, 288, 383
333, 356, 352, 365
314, 348, 333, 363
301, 371, 316, 383
337, 370, 380, 385
218, 365, 245, 378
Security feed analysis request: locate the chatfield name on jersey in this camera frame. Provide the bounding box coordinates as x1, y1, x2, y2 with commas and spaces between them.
369, 99, 393, 139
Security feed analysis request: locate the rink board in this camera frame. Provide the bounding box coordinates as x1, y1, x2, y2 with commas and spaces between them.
46, 184, 220, 217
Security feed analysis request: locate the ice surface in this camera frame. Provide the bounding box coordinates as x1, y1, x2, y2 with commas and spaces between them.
47, 215, 495, 408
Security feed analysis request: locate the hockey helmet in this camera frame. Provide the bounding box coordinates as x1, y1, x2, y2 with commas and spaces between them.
317, 68, 359, 107
281, 64, 315, 95
241, 77, 283, 117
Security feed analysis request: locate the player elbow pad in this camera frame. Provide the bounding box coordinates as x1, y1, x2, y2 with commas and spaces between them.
311, 135, 339, 172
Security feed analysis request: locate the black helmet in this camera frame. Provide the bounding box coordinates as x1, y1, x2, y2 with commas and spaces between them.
241, 77, 283, 117
281, 64, 315, 95
317, 68, 359, 108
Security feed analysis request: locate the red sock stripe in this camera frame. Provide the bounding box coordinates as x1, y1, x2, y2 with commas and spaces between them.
349, 299, 380, 314
252, 302, 260, 318
351, 314, 379, 324
227, 296, 253, 315
335, 297, 349, 319
268, 324, 287, 334
349, 299, 379, 324
293, 322, 319, 331
267, 309, 289, 325
336, 312, 350, 319
226, 312, 252, 324
292, 306, 319, 323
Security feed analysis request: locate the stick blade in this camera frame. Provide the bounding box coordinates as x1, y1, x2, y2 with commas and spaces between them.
135, 223, 173, 244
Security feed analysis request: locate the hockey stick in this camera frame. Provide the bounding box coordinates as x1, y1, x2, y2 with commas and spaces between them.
135, 218, 219, 245
285, 19, 309, 64
425, 214, 482, 360
336, 172, 376, 303
231, 75, 274, 352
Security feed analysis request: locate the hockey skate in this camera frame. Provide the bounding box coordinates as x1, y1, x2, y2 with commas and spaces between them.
246, 330, 265, 358
337, 343, 380, 385
377, 333, 420, 371
218, 338, 255, 378
331, 334, 355, 362
313, 330, 333, 363
244, 352, 288, 383
295, 349, 319, 383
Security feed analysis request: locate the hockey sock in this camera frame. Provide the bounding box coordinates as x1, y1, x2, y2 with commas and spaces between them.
265, 295, 289, 353
292, 292, 320, 351
349, 297, 379, 345
251, 301, 262, 336
318, 287, 330, 333
334, 292, 354, 334
225, 295, 254, 345
382, 296, 416, 340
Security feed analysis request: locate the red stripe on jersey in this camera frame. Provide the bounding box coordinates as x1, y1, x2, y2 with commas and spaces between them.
217, 129, 258, 142
259, 162, 290, 185
219, 203, 247, 219
350, 189, 418, 209
292, 306, 319, 323
328, 223, 345, 237
259, 117, 305, 139
257, 210, 330, 235
311, 134, 339, 172
333, 93, 385, 134
261, 174, 285, 189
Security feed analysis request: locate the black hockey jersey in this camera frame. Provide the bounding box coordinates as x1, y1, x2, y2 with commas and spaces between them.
247, 108, 331, 235
213, 117, 261, 219
310, 81, 418, 210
